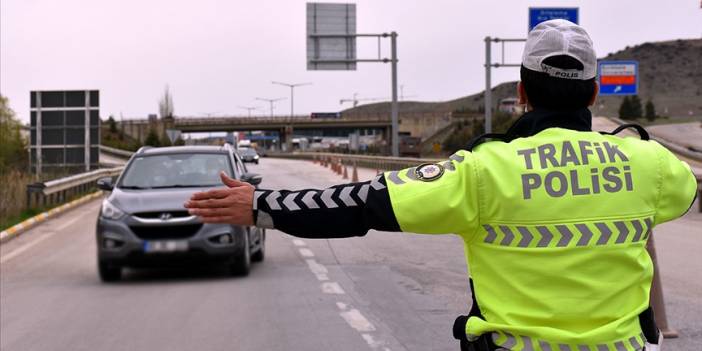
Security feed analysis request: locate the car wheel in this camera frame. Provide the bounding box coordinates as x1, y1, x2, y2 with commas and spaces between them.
255, 160, 259, 164
229, 233, 251, 276
98, 261, 122, 282
251, 229, 265, 262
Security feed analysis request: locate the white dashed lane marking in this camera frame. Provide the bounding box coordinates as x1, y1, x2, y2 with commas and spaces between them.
295, 239, 392, 351
337, 302, 376, 332
292, 239, 306, 246
305, 258, 329, 281
299, 248, 315, 257
321, 282, 345, 294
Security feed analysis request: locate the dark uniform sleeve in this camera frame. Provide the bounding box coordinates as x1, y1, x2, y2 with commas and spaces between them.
252, 175, 401, 238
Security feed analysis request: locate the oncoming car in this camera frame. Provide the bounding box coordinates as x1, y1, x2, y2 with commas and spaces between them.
238, 147, 260, 164
95, 144, 265, 282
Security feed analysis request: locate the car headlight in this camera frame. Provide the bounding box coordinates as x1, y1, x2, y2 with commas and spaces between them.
253, 155, 259, 159
101, 199, 125, 220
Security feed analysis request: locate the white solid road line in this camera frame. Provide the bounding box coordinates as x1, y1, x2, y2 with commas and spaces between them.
0, 214, 83, 264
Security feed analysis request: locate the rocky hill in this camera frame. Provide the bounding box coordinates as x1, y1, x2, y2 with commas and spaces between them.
343, 38, 702, 120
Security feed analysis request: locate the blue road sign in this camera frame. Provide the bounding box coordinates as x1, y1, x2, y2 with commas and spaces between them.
598, 61, 639, 96
529, 7, 579, 31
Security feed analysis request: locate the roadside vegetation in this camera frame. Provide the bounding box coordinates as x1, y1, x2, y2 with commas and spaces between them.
0, 95, 33, 229
443, 111, 518, 154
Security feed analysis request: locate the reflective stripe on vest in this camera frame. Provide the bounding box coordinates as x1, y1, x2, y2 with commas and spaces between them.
491, 332, 645, 351
481, 217, 652, 248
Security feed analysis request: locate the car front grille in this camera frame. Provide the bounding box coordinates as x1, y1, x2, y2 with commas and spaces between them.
132, 211, 191, 219
129, 224, 203, 240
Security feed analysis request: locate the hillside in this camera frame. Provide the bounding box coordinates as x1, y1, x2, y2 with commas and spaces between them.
596, 38, 702, 118
343, 38, 702, 120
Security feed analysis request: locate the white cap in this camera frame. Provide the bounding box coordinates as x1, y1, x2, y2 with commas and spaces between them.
522, 19, 597, 80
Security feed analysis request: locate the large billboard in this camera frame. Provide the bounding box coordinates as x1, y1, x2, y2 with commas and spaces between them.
306, 2, 357, 71
30, 90, 100, 173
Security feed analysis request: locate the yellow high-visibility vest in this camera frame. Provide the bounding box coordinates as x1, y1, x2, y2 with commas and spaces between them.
385, 128, 696, 350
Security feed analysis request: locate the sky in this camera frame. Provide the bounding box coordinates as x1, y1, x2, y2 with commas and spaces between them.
2, 0, 701, 124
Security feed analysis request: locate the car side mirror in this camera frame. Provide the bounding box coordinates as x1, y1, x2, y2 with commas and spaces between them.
241, 172, 262, 186
97, 177, 114, 191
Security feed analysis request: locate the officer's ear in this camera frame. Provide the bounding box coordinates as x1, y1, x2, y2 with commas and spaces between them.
517, 81, 528, 105
588, 82, 599, 107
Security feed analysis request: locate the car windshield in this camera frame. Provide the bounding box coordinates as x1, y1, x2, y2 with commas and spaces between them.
240, 148, 257, 156
119, 153, 233, 189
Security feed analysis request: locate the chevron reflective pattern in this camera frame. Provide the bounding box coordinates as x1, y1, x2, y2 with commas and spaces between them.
386, 152, 467, 185
490, 331, 645, 351
481, 217, 652, 248
255, 181, 379, 212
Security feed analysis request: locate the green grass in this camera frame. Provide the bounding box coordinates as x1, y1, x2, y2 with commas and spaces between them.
0, 208, 42, 231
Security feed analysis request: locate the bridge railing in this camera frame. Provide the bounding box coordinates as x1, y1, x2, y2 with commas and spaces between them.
174, 114, 392, 126
26, 167, 124, 210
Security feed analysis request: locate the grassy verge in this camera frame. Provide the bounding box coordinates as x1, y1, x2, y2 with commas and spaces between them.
0, 208, 42, 230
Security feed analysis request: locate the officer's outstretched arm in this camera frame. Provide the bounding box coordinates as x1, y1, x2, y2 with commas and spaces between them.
251, 175, 401, 238
252, 150, 479, 237
186, 151, 479, 238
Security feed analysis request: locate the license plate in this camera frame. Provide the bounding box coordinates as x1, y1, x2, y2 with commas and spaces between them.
143, 240, 189, 253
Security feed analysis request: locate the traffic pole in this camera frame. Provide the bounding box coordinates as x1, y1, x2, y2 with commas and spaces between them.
647, 234, 678, 338
343, 162, 349, 179
351, 161, 359, 182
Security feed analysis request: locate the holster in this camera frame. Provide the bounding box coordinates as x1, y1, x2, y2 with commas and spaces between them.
453, 315, 497, 351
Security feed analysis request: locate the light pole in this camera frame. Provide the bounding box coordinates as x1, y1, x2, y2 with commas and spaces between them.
238, 106, 260, 117
272, 81, 312, 118
255, 97, 286, 117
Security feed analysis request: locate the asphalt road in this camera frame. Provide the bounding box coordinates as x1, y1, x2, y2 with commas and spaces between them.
1, 158, 700, 350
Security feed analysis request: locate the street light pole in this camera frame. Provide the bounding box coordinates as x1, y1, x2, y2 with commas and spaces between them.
238, 106, 259, 117
390, 31, 399, 157
272, 81, 312, 118
255, 97, 286, 117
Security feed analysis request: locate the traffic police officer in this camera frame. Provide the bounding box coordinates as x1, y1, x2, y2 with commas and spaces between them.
185, 20, 697, 351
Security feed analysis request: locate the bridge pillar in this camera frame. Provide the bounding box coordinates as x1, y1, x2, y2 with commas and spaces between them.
282, 125, 294, 152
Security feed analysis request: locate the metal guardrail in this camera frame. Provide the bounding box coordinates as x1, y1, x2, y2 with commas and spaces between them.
268, 151, 441, 171
99, 145, 136, 159
26, 167, 124, 210
607, 117, 702, 163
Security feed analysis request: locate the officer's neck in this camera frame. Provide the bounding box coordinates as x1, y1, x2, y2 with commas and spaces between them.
505, 107, 592, 140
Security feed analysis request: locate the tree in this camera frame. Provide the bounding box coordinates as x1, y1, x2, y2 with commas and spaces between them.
0, 95, 26, 173
107, 115, 118, 134
630, 96, 643, 119
645, 100, 656, 122
159, 85, 174, 119
144, 128, 161, 147
618, 97, 632, 120
160, 134, 172, 147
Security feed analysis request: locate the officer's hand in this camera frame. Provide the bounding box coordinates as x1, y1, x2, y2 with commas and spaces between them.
184, 172, 255, 225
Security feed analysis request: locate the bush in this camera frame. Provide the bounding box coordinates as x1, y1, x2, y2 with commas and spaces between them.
144, 129, 161, 147
0, 95, 26, 173
645, 100, 656, 122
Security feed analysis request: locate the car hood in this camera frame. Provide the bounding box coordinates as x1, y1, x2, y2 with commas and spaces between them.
108, 187, 215, 214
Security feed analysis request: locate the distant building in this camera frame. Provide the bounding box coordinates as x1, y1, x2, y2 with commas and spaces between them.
498, 97, 524, 115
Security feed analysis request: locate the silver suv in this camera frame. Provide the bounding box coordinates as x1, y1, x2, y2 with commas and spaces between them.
95, 145, 265, 282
